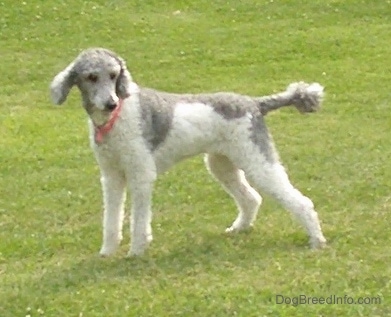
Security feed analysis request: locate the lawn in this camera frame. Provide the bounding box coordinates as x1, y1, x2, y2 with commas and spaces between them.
1, 0, 390, 316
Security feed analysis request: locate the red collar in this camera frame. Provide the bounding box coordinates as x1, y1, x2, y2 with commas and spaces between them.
94, 98, 124, 144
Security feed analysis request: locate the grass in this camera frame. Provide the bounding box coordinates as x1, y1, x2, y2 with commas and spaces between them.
1, 0, 391, 315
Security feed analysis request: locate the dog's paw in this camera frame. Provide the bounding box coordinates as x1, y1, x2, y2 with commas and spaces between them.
225, 223, 253, 234
127, 234, 152, 257
127, 246, 147, 258
99, 244, 119, 257
99, 232, 123, 257
225, 226, 237, 234
309, 236, 327, 250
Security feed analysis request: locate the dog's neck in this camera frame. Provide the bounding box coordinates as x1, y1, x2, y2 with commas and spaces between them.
87, 98, 125, 144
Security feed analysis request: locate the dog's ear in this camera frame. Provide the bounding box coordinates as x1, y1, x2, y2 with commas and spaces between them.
50, 62, 77, 105
116, 57, 133, 99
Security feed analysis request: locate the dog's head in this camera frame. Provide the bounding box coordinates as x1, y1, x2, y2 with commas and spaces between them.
50, 48, 133, 113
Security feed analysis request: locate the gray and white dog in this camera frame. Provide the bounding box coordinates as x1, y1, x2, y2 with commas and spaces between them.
50, 48, 326, 256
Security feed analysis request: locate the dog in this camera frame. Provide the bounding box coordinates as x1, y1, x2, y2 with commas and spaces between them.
50, 48, 327, 256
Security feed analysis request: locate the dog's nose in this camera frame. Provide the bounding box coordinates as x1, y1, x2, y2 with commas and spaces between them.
105, 102, 118, 111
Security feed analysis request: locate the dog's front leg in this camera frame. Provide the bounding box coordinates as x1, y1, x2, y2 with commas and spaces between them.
99, 169, 126, 257
127, 179, 155, 257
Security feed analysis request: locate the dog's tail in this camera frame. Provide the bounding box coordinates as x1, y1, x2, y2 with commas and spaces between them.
257, 82, 324, 115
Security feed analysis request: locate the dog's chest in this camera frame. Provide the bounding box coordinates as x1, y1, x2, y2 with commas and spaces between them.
89, 119, 144, 167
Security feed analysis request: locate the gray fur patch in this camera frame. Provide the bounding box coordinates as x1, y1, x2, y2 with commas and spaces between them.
180, 92, 259, 120
139, 88, 176, 150
138, 90, 257, 149
138, 88, 276, 162
190, 93, 278, 162
199, 93, 258, 120
249, 114, 278, 163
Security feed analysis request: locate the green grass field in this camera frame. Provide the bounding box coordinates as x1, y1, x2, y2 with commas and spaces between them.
1, 0, 391, 316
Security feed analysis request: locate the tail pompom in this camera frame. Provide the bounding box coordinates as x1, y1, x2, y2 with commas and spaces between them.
287, 82, 324, 114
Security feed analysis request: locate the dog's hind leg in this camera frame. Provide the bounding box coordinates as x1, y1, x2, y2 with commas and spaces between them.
99, 168, 127, 257
243, 161, 327, 249
205, 154, 262, 232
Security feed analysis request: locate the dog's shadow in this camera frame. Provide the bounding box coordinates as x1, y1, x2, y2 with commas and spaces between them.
25, 231, 311, 301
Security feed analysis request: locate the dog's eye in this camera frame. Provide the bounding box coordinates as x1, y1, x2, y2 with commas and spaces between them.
110, 73, 116, 80
87, 74, 98, 83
